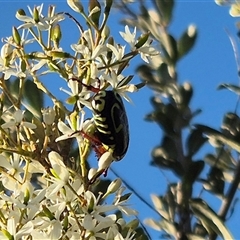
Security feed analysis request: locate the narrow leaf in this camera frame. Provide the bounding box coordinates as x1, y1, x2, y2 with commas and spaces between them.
24, 79, 44, 114
195, 124, 240, 152
218, 83, 240, 95
190, 199, 233, 239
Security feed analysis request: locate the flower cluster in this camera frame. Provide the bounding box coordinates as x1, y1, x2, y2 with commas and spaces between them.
0, 151, 137, 239
0, 0, 157, 239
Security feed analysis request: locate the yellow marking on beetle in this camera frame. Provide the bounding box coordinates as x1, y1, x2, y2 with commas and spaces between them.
92, 92, 107, 112
111, 102, 123, 133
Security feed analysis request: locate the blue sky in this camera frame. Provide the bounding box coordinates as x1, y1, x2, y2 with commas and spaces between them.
0, 1, 240, 239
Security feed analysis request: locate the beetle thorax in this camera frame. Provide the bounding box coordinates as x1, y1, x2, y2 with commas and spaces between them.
91, 91, 107, 112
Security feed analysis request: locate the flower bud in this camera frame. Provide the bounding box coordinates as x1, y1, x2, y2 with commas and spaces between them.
89, 0, 101, 27
42, 107, 56, 125
23, 187, 30, 205
15, 9, 27, 22
12, 26, 21, 46
98, 151, 114, 171
49, 51, 71, 58
1, 229, 13, 240
51, 24, 62, 47
20, 59, 26, 72
67, 0, 84, 13
17, 9, 26, 16
42, 205, 55, 220
87, 194, 95, 213
108, 36, 114, 45
33, 7, 40, 23
1, 43, 13, 67
88, 168, 97, 180
101, 25, 110, 40
107, 178, 122, 194
63, 214, 69, 231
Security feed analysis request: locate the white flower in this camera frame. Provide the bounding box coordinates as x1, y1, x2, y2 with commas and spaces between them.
46, 151, 69, 198
71, 30, 109, 62
3, 29, 35, 49
55, 113, 95, 142
119, 26, 137, 49
138, 38, 159, 63
83, 214, 115, 239
16, 4, 49, 30
1, 109, 36, 129
102, 71, 137, 103
30, 217, 63, 239
120, 25, 159, 63
0, 43, 13, 60
16, 4, 65, 31
60, 79, 92, 110
0, 153, 25, 191
0, 218, 34, 240
0, 56, 26, 80
107, 224, 136, 240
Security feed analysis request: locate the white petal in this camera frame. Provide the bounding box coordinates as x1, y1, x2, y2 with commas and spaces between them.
13, 109, 24, 123
22, 121, 37, 129
1, 121, 15, 129
48, 151, 69, 181
98, 152, 114, 170
57, 121, 71, 134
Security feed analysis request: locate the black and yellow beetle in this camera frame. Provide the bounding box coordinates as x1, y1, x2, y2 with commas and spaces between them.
72, 78, 129, 162
91, 89, 129, 160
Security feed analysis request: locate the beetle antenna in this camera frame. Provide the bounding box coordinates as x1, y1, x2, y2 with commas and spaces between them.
70, 77, 100, 93
59, 11, 84, 34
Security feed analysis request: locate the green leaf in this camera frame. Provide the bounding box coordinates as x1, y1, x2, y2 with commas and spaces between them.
203, 167, 225, 196
204, 152, 235, 172
184, 160, 205, 185
10, 78, 20, 95
156, 63, 173, 83
144, 218, 177, 237
186, 234, 205, 240
222, 112, 240, 141
190, 199, 233, 239
195, 124, 240, 152
136, 64, 155, 83
32, 116, 45, 146
151, 146, 184, 177
218, 83, 240, 95
186, 128, 207, 157
161, 34, 178, 64
179, 82, 193, 107
154, 0, 174, 25
23, 79, 44, 115
177, 24, 197, 59
146, 102, 178, 137
150, 194, 170, 220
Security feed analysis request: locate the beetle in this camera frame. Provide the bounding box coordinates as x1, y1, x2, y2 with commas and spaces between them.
72, 78, 129, 162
